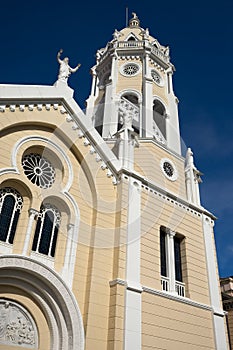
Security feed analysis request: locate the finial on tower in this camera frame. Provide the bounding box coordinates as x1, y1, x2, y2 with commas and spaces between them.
129, 12, 140, 27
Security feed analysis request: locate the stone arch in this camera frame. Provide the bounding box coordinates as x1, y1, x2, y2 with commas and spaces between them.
152, 97, 168, 140
0, 255, 85, 350
118, 89, 141, 134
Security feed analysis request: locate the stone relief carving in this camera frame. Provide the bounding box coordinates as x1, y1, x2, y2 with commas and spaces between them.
0, 300, 37, 348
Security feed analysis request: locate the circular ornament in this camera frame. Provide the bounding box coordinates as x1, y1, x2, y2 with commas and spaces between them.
160, 158, 178, 181
120, 62, 140, 77
22, 153, 55, 188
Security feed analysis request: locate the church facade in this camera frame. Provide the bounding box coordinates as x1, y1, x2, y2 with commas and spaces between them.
0, 13, 228, 350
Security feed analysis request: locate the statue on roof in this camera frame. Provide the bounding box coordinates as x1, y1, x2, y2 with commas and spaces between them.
57, 49, 81, 84
113, 29, 123, 41
140, 28, 150, 40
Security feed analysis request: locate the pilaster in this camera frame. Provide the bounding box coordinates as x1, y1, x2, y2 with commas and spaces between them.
124, 178, 142, 350
142, 53, 153, 137
22, 208, 39, 255
102, 53, 118, 138
166, 68, 181, 154
202, 215, 228, 349
166, 229, 177, 294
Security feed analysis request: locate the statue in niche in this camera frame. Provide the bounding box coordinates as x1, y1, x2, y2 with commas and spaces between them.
57, 49, 81, 84
119, 110, 134, 131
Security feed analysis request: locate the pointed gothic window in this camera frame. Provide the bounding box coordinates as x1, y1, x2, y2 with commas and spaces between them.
32, 204, 61, 257
0, 188, 23, 244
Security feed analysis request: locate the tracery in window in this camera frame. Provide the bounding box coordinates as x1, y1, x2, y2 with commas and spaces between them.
120, 63, 140, 77
0, 188, 23, 244
32, 204, 61, 257
22, 153, 55, 189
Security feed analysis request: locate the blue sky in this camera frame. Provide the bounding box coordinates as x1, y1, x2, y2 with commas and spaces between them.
1, 0, 233, 277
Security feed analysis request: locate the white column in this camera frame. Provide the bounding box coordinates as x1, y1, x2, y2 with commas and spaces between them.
166, 229, 177, 294
142, 53, 153, 137
62, 223, 79, 288
86, 68, 97, 120
69, 223, 79, 287
124, 178, 142, 350
166, 69, 181, 154
22, 209, 39, 255
63, 223, 74, 269
185, 148, 201, 206
202, 215, 228, 350
194, 176, 201, 206
102, 53, 118, 138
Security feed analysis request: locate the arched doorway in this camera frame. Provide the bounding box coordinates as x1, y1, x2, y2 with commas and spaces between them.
0, 256, 84, 350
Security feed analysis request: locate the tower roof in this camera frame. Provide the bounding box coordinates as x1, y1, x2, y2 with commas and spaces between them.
128, 12, 140, 28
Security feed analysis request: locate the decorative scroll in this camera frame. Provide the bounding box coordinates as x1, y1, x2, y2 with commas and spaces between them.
0, 300, 37, 348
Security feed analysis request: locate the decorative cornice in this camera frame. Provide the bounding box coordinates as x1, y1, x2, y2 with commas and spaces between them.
142, 286, 214, 312
109, 279, 215, 312
0, 103, 60, 112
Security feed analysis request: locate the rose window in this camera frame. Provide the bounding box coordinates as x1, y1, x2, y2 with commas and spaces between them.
22, 154, 55, 188
151, 70, 161, 85
122, 63, 140, 76
163, 161, 174, 177
160, 158, 178, 181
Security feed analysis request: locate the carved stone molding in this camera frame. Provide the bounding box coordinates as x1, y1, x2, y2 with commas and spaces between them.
0, 299, 38, 348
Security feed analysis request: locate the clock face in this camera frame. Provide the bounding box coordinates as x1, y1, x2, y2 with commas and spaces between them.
163, 161, 174, 177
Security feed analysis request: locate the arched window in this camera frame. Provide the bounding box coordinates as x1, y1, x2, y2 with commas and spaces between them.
0, 188, 23, 244
119, 94, 140, 134
153, 100, 166, 139
32, 204, 61, 257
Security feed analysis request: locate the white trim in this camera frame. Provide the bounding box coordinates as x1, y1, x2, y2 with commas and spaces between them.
117, 89, 142, 103
110, 278, 214, 312
11, 135, 73, 192
23, 208, 39, 255
152, 95, 169, 114
30, 251, 55, 269
143, 286, 213, 311
6, 135, 80, 287
120, 62, 141, 77
150, 68, 164, 87
202, 215, 228, 349
0, 255, 85, 350
125, 32, 139, 42
160, 157, 178, 181
124, 177, 142, 350
0, 241, 13, 255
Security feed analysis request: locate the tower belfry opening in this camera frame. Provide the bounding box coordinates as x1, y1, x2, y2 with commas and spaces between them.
86, 12, 181, 154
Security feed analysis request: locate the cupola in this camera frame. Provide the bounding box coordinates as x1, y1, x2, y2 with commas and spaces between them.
86, 13, 181, 155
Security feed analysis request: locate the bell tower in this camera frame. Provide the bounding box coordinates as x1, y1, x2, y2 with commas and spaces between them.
86, 13, 181, 154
